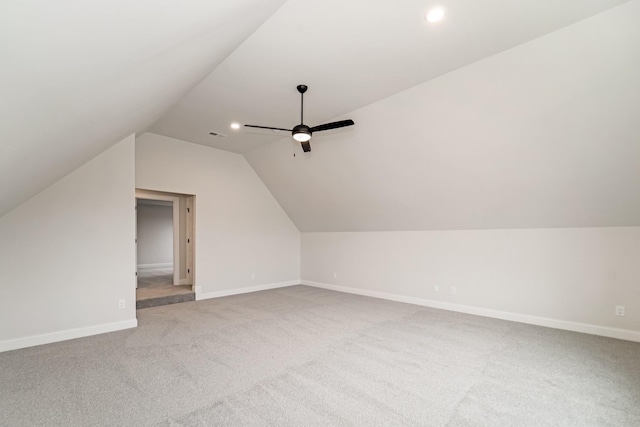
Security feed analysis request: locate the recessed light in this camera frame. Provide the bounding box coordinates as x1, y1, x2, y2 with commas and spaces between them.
426, 7, 445, 23
230, 122, 241, 130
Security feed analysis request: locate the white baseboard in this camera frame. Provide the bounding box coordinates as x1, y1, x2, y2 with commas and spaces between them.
137, 263, 172, 269
196, 280, 300, 301
302, 280, 640, 343
179, 278, 191, 286
0, 319, 138, 353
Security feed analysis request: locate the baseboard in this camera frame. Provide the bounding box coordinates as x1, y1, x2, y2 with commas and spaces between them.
137, 263, 172, 269
196, 280, 300, 301
0, 319, 138, 353
302, 280, 640, 343
179, 278, 191, 286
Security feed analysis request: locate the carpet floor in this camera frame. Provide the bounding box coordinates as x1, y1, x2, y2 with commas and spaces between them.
137, 266, 194, 309
1, 285, 639, 426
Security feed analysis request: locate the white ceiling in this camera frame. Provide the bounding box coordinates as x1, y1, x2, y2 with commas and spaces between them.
150, 0, 630, 154
3, 0, 638, 233
245, 1, 640, 231
0, 0, 286, 216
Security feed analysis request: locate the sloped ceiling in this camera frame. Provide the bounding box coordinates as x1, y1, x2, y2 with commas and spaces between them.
4, 0, 638, 233
244, 1, 640, 231
151, 0, 629, 154
0, 0, 286, 217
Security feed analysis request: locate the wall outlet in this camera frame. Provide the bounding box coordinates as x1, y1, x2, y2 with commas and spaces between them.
615, 305, 625, 316
434, 285, 439, 292
450, 287, 457, 295
333, 272, 337, 279
118, 299, 126, 310
251, 273, 255, 280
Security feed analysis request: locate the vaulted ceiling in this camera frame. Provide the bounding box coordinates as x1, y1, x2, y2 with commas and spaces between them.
3, 0, 639, 232
0, 0, 286, 216
151, 0, 631, 154
246, 1, 640, 231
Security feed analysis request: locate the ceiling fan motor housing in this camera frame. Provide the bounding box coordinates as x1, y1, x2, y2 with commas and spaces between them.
292, 124, 312, 142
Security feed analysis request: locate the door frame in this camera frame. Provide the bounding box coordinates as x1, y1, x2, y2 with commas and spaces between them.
135, 189, 180, 287
185, 195, 195, 287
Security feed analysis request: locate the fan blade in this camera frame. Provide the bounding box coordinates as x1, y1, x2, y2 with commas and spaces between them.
310, 119, 354, 133
244, 124, 292, 132
301, 141, 311, 152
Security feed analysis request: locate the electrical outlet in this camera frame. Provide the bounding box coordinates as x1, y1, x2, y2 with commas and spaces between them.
450, 287, 457, 295
333, 272, 337, 279
251, 273, 255, 280
615, 305, 625, 316
434, 285, 439, 292
118, 299, 126, 310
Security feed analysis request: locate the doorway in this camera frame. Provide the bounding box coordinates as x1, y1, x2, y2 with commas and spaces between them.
135, 189, 195, 309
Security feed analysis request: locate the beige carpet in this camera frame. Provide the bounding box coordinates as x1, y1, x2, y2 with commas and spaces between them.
1, 285, 639, 426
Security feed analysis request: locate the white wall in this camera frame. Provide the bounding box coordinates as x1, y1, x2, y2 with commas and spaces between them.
136, 133, 300, 296
302, 228, 640, 341
136, 203, 174, 266
0, 135, 136, 351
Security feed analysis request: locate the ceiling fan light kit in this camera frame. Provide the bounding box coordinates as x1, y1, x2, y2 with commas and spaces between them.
245, 84, 354, 153
292, 124, 311, 142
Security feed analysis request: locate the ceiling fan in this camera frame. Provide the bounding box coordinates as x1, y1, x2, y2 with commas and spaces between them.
244, 85, 354, 152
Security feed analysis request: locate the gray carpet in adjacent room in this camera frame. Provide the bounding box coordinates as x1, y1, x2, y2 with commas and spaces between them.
136, 266, 195, 309
1, 285, 639, 426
